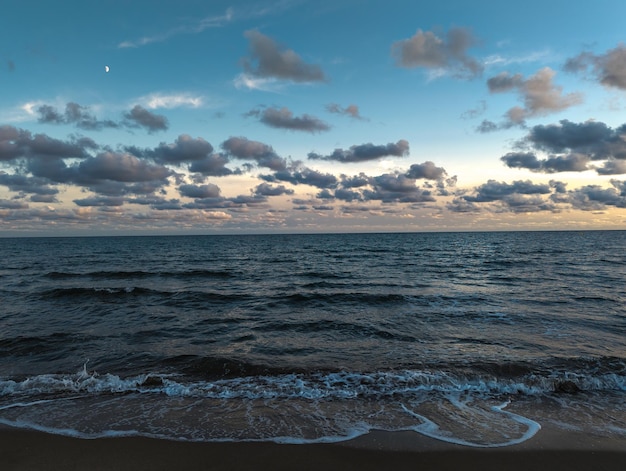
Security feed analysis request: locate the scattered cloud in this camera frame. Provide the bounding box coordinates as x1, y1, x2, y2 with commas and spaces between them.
118, 9, 233, 48
246, 106, 330, 132
500, 119, 626, 175
565, 44, 626, 90
391, 27, 483, 79
36, 102, 120, 130
138, 93, 205, 109
178, 183, 221, 199
123, 105, 169, 133
241, 30, 327, 83
308, 140, 409, 163
480, 68, 583, 131
326, 103, 366, 120
221, 136, 288, 171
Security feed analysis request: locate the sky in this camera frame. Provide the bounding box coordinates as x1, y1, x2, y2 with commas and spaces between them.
2, 0, 626, 235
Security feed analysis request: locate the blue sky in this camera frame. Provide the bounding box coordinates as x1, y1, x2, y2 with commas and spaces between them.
2, 0, 626, 235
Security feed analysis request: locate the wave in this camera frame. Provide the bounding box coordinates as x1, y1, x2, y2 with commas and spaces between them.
44, 269, 234, 280
2, 358, 624, 400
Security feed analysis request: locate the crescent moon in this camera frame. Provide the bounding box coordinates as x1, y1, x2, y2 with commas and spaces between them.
105, 65, 110, 73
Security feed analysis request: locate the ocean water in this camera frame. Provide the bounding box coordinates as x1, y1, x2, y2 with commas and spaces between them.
0, 231, 625, 446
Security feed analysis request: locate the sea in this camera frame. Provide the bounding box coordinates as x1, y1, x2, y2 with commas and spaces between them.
0, 231, 625, 447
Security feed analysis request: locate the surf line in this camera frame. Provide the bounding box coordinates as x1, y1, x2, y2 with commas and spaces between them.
400, 399, 541, 448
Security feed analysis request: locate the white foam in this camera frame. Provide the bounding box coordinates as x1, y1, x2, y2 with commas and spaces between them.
401, 400, 541, 448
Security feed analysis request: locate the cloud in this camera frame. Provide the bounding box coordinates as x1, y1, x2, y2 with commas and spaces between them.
458, 179, 558, 213
76, 152, 172, 183
406, 161, 447, 180
0, 199, 28, 209
261, 165, 338, 189
483, 68, 583, 129
556, 180, 626, 210
0, 172, 59, 196
36, 102, 120, 130
246, 106, 330, 132
7, 60, 15, 72
500, 120, 626, 174
565, 44, 626, 90
73, 196, 124, 207
326, 103, 366, 120
460, 100, 487, 120
125, 135, 233, 176
139, 93, 205, 109
253, 182, 294, 196
308, 140, 409, 162
0, 125, 92, 161
463, 179, 551, 203
118, 9, 233, 48
178, 183, 221, 199
221, 136, 287, 170
147, 135, 214, 164
391, 27, 483, 79
124, 105, 169, 132
34, 102, 171, 133
241, 30, 326, 83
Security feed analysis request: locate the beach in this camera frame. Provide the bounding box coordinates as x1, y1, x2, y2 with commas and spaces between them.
2, 425, 625, 471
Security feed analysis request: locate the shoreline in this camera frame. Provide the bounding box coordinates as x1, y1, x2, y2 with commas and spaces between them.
1, 425, 625, 471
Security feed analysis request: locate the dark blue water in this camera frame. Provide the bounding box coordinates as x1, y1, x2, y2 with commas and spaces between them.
1, 231, 625, 446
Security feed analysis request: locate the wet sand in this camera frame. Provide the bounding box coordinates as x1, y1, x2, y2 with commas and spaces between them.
1, 425, 625, 471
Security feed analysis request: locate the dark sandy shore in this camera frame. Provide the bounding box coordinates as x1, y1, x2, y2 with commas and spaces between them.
1, 425, 625, 471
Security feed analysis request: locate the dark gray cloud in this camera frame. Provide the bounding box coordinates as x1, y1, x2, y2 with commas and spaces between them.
446, 198, 481, 213
487, 72, 524, 92
254, 183, 294, 196
37, 102, 120, 130
340, 174, 369, 188
483, 68, 583, 128
527, 120, 622, 157
565, 44, 626, 90
188, 154, 233, 176
221, 136, 287, 170
326, 103, 366, 120
308, 140, 409, 163
0, 125, 92, 162
364, 173, 435, 203
129, 197, 183, 211
456, 179, 561, 213
0, 172, 59, 195
557, 181, 626, 210
464, 180, 551, 203
73, 196, 125, 207
501, 120, 626, 175
391, 27, 483, 78
77, 152, 172, 183
125, 135, 233, 176
178, 183, 221, 199
0, 199, 28, 209
596, 159, 626, 175
124, 105, 169, 133
147, 135, 214, 164
242, 30, 326, 83
262, 165, 338, 189
247, 107, 330, 133
406, 161, 447, 180
501, 152, 591, 173
7, 60, 15, 72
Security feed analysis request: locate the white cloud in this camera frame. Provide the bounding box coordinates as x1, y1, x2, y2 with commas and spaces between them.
117, 9, 233, 49
137, 93, 206, 109
233, 73, 283, 92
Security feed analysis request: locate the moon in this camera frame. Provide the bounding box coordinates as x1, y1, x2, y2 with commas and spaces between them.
105, 65, 110, 73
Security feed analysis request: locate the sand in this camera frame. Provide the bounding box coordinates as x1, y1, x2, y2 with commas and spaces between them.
1, 425, 625, 471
